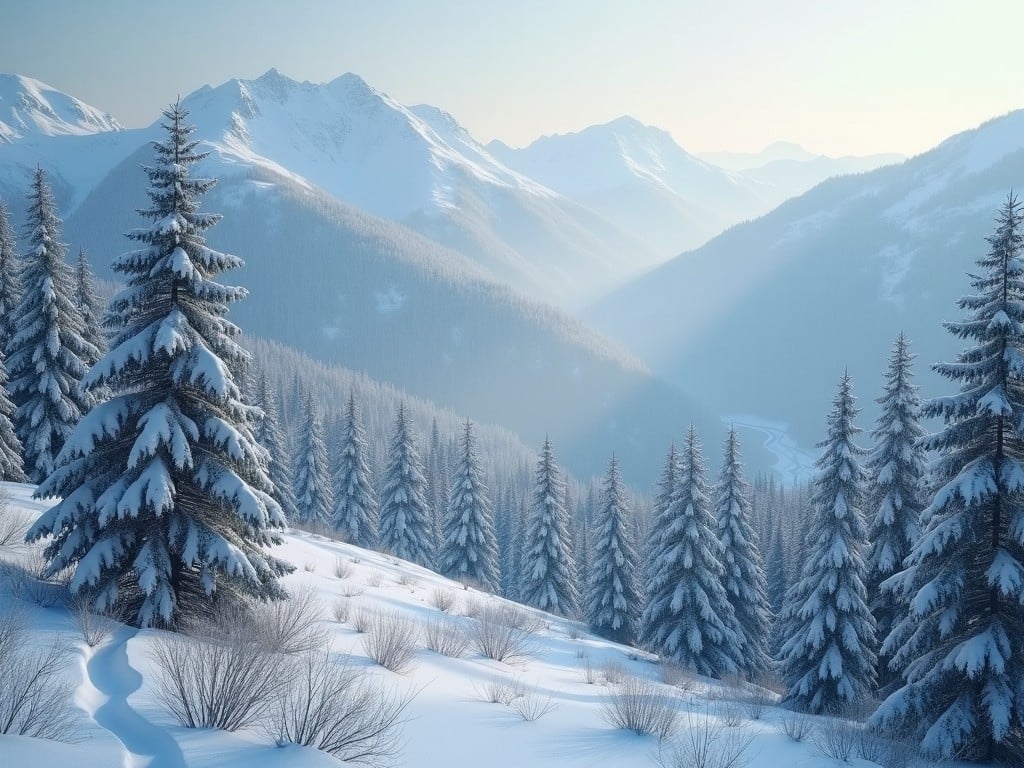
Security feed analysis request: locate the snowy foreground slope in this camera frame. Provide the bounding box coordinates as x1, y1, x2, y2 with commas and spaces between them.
0, 483, 972, 768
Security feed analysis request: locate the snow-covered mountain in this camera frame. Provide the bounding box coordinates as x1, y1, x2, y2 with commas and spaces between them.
489, 117, 771, 258
586, 108, 1024, 447
0, 74, 122, 142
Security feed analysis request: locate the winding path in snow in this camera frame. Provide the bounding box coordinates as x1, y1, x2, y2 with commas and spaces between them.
725, 415, 816, 485
87, 626, 187, 768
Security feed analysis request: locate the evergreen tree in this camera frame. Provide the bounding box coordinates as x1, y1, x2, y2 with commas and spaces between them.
440, 420, 498, 589
0, 200, 21, 353
715, 427, 772, 677
254, 372, 300, 523
865, 333, 926, 691
74, 248, 108, 368
293, 392, 333, 526
520, 437, 579, 617
378, 404, 434, 566
642, 444, 678, 589
586, 454, 640, 644
642, 426, 740, 676
871, 197, 1024, 763
496, 485, 517, 598
331, 391, 378, 548
0, 349, 26, 482
27, 103, 289, 627
780, 372, 876, 714
8, 169, 97, 482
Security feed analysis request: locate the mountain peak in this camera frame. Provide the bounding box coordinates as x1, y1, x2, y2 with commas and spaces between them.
0, 73, 122, 143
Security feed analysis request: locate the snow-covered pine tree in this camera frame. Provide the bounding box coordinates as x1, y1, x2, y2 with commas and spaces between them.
74, 248, 108, 368
0, 199, 21, 353
715, 427, 772, 677
865, 332, 926, 691
331, 391, 378, 548
254, 372, 300, 523
378, 404, 434, 566
27, 103, 289, 627
586, 454, 640, 644
293, 392, 333, 527
870, 197, 1024, 764
496, 485, 517, 598
520, 437, 579, 617
440, 420, 498, 589
0, 349, 26, 482
779, 372, 876, 714
641, 444, 678, 590
8, 169, 97, 483
642, 426, 740, 676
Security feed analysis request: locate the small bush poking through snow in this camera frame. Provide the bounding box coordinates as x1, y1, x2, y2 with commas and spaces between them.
362, 611, 419, 673
814, 717, 858, 762
470, 603, 538, 664
255, 585, 326, 654
0, 491, 31, 547
422, 615, 470, 658
332, 598, 351, 624
334, 558, 353, 580
341, 583, 366, 598
601, 659, 627, 685
601, 675, 679, 740
71, 593, 121, 648
657, 706, 754, 768
0, 605, 82, 741
430, 587, 455, 613
508, 687, 558, 722
2, 550, 64, 607
397, 573, 419, 587
352, 607, 374, 634
660, 661, 697, 692
302, 560, 317, 573
365, 571, 385, 588
475, 674, 526, 705
267, 650, 413, 766
779, 710, 815, 742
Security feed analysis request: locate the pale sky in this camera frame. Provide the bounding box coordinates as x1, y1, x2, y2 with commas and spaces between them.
2, 0, 1022, 157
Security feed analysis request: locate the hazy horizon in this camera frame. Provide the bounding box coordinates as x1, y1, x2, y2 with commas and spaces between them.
2, 0, 1022, 157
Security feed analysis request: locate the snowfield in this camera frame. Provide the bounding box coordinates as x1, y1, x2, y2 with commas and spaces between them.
0, 483, 970, 767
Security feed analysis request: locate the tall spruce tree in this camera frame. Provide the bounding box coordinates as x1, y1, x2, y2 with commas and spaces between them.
27, 103, 289, 627
586, 454, 640, 644
0, 200, 21, 353
870, 197, 1024, 763
8, 169, 97, 482
715, 427, 772, 677
331, 391, 378, 548
254, 372, 300, 523
520, 437, 579, 617
74, 248, 108, 368
642, 444, 678, 591
0, 349, 26, 482
440, 420, 498, 589
780, 372, 876, 714
378, 404, 434, 566
642, 426, 740, 676
293, 392, 333, 527
865, 333, 926, 691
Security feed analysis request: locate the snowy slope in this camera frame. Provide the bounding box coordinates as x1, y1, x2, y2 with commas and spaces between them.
586, 108, 1024, 447
0, 483, 970, 768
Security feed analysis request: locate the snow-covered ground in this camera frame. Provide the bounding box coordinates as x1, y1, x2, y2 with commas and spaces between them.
0, 483, 962, 767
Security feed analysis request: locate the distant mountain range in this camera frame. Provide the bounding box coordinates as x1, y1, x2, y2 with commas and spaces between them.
588, 109, 1024, 448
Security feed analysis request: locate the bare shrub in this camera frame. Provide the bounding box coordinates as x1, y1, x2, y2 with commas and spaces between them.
658, 707, 754, 768
878, 737, 924, 768
601, 660, 627, 685
302, 559, 317, 573
365, 571, 384, 588
362, 611, 419, 673
2, 551, 64, 607
422, 615, 470, 658
470, 603, 537, 664
601, 676, 679, 739
660, 661, 697, 691
71, 594, 121, 648
0, 607, 82, 741
566, 624, 583, 640
779, 709, 814, 742
855, 728, 889, 764
334, 558, 353, 580
341, 583, 365, 598
815, 717, 858, 762
474, 674, 526, 705
738, 685, 774, 720
332, 598, 351, 624
508, 688, 557, 721
255, 586, 326, 654
397, 573, 419, 587
462, 595, 483, 618
430, 588, 455, 613
717, 699, 745, 727
268, 650, 412, 765
150, 627, 285, 731
0, 493, 30, 547
580, 653, 597, 685
352, 607, 374, 634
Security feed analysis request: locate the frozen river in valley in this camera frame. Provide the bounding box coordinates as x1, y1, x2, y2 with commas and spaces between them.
724, 414, 816, 485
